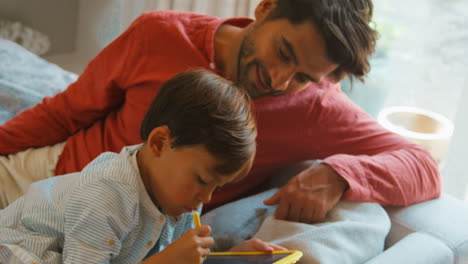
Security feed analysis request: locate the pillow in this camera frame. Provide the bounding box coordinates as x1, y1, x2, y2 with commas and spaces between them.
0, 19, 51, 55
0, 39, 77, 124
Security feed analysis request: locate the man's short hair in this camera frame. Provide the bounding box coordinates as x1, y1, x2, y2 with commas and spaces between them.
140, 69, 257, 176
267, 0, 378, 82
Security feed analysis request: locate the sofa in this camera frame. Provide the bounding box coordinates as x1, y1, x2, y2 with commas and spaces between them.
372, 193, 468, 263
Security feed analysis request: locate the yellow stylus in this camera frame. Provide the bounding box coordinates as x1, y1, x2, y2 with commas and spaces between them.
193, 211, 201, 228
193, 211, 207, 261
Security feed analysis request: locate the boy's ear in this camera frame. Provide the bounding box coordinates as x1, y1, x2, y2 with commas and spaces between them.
147, 126, 171, 157
255, 0, 277, 21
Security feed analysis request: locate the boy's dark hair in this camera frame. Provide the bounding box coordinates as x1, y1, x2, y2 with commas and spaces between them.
267, 0, 377, 82
141, 69, 257, 177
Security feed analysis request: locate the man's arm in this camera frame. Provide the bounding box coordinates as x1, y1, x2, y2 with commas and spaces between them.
265, 84, 440, 222
0, 15, 147, 155
317, 88, 441, 205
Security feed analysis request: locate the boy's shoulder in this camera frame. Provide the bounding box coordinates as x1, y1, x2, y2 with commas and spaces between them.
79, 145, 141, 188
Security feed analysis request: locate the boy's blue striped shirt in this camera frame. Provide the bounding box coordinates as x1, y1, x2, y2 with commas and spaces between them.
0, 145, 196, 264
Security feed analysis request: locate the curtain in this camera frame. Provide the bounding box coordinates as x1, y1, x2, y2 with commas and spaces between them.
442, 78, 468, 202
119, 0, 261, 32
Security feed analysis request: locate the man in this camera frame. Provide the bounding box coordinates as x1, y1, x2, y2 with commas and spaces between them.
0, 0, 439, 222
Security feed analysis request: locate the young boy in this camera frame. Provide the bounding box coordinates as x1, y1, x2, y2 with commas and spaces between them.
0, 70, 284, 264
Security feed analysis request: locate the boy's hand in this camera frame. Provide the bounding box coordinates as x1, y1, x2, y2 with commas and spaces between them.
228, 238, 287, 252
144, 225, 214, 264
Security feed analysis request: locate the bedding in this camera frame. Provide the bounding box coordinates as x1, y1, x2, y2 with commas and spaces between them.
202, 188, 390, 264
0, 38, 77, 124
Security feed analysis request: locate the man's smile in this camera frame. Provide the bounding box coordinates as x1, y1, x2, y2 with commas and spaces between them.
255, 64, 271, 95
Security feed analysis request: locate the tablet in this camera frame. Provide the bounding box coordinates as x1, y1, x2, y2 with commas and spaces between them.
204, 250, 303, 264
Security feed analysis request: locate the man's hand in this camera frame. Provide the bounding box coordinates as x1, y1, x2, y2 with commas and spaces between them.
264, 162, 348, 223
143, 225, 214, 264
229, 238, 287, 252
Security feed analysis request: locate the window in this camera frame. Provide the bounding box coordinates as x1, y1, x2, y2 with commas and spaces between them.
343, 0, 468, 201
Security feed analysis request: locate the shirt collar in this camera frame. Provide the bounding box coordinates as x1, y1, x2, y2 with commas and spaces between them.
127, 145, 182, 222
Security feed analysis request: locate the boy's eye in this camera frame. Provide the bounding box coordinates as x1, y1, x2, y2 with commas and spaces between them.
197, 176, 208, 185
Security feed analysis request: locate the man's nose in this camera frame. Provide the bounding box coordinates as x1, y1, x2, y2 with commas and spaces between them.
270, 65, 295, 92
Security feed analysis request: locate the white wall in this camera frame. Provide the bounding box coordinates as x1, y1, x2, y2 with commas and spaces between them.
75, 0, 122, 62
45, 0, 122, 74
0, 0, 78, 55
48, 0, 260, 74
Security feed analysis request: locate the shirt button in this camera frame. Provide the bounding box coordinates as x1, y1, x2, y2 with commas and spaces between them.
209, 62, 215, 70
106, 238, 115, 246
147, 240, 153, 248
159, 215, 165, 222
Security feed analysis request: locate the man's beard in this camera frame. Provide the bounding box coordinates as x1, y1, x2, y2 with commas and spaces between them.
236, 30, 257, 97
235, 28, 282, 99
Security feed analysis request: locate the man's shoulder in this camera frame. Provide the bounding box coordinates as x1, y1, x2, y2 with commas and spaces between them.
128, 10, 221, 49
256, 80, 341, 109
135, 10, 219, 28
293, 80, 345, 107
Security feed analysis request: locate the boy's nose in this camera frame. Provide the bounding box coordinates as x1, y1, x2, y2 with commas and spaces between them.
199, 189, 213, 203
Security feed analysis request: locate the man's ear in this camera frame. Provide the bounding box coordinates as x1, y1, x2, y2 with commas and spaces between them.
255, 0, 277, 21
147, 126, 171, 157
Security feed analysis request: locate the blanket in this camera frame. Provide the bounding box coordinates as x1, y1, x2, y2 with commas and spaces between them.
202, 188, 390, 264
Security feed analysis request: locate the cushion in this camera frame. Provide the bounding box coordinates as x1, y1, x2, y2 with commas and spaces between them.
0, 38, 77, 123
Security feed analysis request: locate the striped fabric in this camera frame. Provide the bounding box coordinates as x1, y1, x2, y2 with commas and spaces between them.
0, 145, 195, 263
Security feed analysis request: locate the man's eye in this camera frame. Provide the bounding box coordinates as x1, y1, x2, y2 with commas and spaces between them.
271, 90, 287, 96
296, 74, 310, 84
278, 48, 290, 62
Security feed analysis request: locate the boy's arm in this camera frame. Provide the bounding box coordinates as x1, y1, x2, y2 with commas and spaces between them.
63, 180, 137, 264
0, 242, 62, 263
142, 226, 214, 264
0, 15, 147, 155
0, 198, 62, 263
142, 209, 212, 264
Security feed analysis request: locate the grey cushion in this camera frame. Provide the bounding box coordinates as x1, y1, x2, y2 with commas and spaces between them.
365, 232, 454, 264
384, 194, 468, 263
